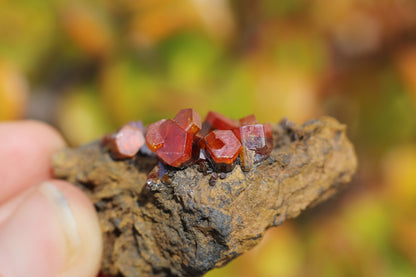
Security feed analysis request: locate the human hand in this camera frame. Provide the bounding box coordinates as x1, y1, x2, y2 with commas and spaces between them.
0, 121, 102, 277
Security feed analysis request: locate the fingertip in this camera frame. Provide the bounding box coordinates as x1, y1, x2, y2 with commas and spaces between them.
1, 120, 66, 148
0, 120, 67, 203
26, 120, 66, 147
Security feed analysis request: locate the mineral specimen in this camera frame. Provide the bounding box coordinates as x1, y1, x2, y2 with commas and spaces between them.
127, 121, 145, 132
52, 116, 358, 277
204, 111, 239, 130
145, 119, 166, 152
239, 114, 257, 125
154, 119, 193, 168
173, 108, 202, 135
204, 129, 242, 171
107, 125, 145, 159
239, 124, 273, 158
109, 109, 274, 173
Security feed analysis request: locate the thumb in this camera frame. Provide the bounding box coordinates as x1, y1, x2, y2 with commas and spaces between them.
0, 180, 102, 277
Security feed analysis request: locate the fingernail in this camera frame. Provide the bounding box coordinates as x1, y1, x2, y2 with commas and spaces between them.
38, 182, 82, 265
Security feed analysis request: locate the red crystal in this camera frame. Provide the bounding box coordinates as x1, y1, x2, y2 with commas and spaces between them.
263, 123, 273, 145
233, 115, 258, 139
109, 125, 145, 159
200, 121, 213, 136
145, 119, 166, 152
194, 133, 205, 149
101, 133, 114, 147
240, 124, 267, 150
239, 114, 257, 126
155, 119, 193, 167
174, 108, 202, 135
106, 109, 273, 172
204, 111, 239, 131
238, 123, 273, 170
127, 120, 145, 133
204, 130, 242, 165
191, 133, 205, 162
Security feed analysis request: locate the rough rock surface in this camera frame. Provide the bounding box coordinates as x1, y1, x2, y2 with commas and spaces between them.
52, 117, 357, 277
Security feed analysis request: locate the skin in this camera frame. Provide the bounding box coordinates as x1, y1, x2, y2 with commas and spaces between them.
0, 121, 102, 277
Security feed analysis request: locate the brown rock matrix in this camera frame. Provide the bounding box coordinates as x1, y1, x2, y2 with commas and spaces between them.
52, 117, 357, 277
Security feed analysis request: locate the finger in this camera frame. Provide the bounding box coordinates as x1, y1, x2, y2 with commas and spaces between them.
0, 180, 102, 277
0, 120, 66, 204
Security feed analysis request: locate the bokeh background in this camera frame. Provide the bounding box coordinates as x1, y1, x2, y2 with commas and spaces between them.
1, 0, 416, 276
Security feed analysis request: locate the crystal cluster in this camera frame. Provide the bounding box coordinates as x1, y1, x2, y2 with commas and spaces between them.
102, 109, 273, 173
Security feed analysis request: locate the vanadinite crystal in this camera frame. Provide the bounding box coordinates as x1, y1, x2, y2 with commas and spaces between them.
204, 111, 239, 131
145, 119, 166, 152
204, 130, 242, 170
174, 108, 201, 135
112, 108, 273, 173
108, 125, 145, 159
154, 119, 193, 167
127, 121, 145, 132
238, 123, 273, 171
239, 114, 257, 125
233, 114, 258, 139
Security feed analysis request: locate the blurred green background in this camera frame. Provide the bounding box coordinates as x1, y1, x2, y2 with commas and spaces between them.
1, 0, 416, 276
